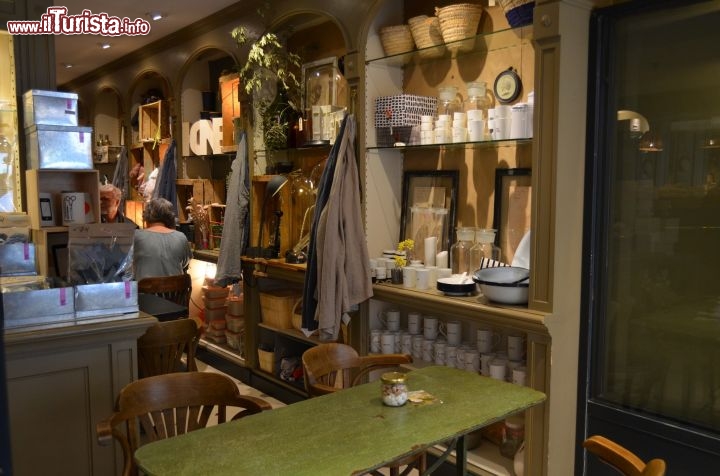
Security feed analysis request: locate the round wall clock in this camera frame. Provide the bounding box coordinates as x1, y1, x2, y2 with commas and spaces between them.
494, 67, 522, 104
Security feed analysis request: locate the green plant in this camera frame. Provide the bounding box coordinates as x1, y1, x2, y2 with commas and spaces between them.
231, 17, 302, 151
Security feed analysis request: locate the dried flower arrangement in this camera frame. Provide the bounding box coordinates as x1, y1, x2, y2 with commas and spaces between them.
186, 197, 210, 249
394, 239, 415, 268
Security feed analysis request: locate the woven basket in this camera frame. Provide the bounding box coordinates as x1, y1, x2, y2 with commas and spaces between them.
498, 0, 535, 27
435, 3, 484, 48
258, 348, 274, 373
379, 24, 415, 56
408, 15, 445, 58
259, 289, 302, 329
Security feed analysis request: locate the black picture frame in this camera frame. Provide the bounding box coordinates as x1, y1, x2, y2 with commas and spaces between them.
492, 168, 532, 264
399, 170, 459, 260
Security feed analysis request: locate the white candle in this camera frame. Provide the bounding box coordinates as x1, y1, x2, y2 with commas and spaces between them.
424, 236, 437, 266
436, 250, 448, 269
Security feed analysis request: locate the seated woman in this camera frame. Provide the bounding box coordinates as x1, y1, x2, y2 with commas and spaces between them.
133, 197, 192, 281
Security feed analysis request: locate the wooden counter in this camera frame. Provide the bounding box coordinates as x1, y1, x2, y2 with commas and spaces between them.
4, 312, 157, 476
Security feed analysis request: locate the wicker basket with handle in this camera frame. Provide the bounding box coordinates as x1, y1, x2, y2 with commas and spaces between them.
259, 289, 302, 329
435, 3, 484, 51
379, 24, 415, 56
497, 0, 535, 28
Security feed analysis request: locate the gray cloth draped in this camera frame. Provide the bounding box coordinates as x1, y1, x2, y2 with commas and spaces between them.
214, 131, 250, 287
152, 139, 178, 214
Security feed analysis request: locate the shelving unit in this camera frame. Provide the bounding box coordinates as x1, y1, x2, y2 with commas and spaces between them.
362, 4, 546, 475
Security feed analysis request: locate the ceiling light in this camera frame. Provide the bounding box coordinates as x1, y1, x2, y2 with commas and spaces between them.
62, 63, 73, 69
100, 42, 111, 49
148, 12, 164, 21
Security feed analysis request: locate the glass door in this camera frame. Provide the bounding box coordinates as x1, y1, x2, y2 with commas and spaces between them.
580, 1, 720, 473
0, 30, 20, 212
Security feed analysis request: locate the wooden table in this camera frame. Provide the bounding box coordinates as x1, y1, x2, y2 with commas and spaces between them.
135, 366, 545, 475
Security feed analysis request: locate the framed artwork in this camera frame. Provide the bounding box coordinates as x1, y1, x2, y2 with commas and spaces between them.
492, 168, 532, 264
399, 170, 459, 261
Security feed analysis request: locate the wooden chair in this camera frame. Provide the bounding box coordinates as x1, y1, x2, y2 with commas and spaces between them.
137, 273, 192, 309
137, 318, 200, 379
97, 371, 272, 476
583, 435, 667, 476
302, 343, 424, 475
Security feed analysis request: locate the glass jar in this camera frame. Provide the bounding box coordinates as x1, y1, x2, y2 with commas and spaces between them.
450, 227, 476, 275
381, 371, 408, 406
469, 228, 502, 271
465, 81, 493, 140
500, 414, 525, 458
437, 86, 462, 119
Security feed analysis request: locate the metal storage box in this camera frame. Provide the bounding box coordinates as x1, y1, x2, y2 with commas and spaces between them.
74, 281, 139, 319
23, 89, 79, 128
0, 243, 37, 276
2, 287, 75, 328
25, 124, 93, 169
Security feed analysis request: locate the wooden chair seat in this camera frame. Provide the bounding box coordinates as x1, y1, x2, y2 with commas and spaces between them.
137, 273, 192, 309
97, 371, 272, 476
137, 318, 200, 379
302, 343, 424, 475
583, 435, 666, 476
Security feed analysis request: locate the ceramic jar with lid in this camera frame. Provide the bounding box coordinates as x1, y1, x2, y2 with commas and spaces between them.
500, 414, 525, 458
381, 371, 408, 406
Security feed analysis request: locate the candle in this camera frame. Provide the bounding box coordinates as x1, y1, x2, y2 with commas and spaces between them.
436, 250, 448, 268
424, 236, 437, 266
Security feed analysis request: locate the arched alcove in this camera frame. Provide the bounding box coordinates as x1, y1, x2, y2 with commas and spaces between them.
93, 86, 122, 146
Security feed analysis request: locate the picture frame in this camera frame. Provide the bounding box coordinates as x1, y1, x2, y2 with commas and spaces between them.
492, 168, 532, 264
399, 170, 459, 261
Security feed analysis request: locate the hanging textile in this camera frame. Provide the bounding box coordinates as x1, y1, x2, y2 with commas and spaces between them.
152, 139, 178, 214
313, 114, 372, 341
214, 130, 250, 287
111, 145, 129, 213
301, 115, 347, 331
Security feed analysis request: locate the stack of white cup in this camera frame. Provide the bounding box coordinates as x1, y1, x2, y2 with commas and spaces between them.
452, 112, 467, 143
490, 105, 512, 140
434, 114, 452, 144
466, 109, 485, 142
420, 115, 434, 145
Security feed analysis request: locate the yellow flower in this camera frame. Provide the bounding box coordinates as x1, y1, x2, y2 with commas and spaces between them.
397, 239, 414, 252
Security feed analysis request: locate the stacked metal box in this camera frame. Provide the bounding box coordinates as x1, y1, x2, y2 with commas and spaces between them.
23, 89, 93, 169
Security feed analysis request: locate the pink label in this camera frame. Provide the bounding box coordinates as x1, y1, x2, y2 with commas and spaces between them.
125, 281, 131, 298
59, 287, 67, 306
79, 132, 85, 142
23, 243, 29, 260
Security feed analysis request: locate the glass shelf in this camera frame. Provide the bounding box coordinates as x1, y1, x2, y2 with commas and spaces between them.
367, 138, 533, 151
367, 26, 533, 67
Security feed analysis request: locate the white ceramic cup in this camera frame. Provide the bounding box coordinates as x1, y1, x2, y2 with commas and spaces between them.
507, 359, 524, 381
440, 320, 462, 346
375, 266, 387, 280
480, 352, 496, 376
416, 268, 430, 290
468, 119, 485, 141
402, 266, 417, 289
512, 366, 527, 386
370, 329, 382, 353
438, 267, 452, 279
477, 328, 499, 353
422, 338, 435, 362
407, 312, 422, 335
412, 334, 424, 359
456, 346, 467, 369
464, 349, 480, 373
401, 332, 413, 354
489, 359, 507, 380
452, 127, 467, 143
379, 309, 401, 331
380, 331, 395, 355
426, 266, 439, 288
423, 316, 439, 340
434, 340, 447, 365
446, 345, 458, 368
507, 334, 526, 361
466, 109, 483, 122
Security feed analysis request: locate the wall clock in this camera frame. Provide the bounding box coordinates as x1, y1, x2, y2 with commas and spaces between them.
494, 67, 522, 104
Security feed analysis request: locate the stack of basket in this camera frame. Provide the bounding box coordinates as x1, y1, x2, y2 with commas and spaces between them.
202, 284, 229, 344
408, 15, 445, 58
225, 293, 245, 353
435, 3, 484, 53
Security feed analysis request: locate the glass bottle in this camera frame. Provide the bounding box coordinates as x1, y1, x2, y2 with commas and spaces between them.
469, 228, 502, 271
500, 414, 525, 458
465, 81, 493, 140
450, 227, 475, 275
437, 85, 462, 119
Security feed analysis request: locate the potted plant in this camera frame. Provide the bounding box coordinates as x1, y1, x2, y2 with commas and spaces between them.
231, 18, 302, 152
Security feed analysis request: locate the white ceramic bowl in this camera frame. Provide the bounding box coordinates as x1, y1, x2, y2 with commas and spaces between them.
472, 266, 530, 304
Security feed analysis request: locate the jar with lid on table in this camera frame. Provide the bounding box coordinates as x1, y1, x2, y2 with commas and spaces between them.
500, 414, 525, 458
381, 372, 408, 406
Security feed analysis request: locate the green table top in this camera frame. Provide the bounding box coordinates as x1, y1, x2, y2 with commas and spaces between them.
135, 366, 546, 476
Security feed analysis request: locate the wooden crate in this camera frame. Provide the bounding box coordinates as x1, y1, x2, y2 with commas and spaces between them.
176, 179, 226, 223
139, 100, 170, 142
25, 169, 100, 229
250, 175, 293, 258
219, 73, 240, 152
